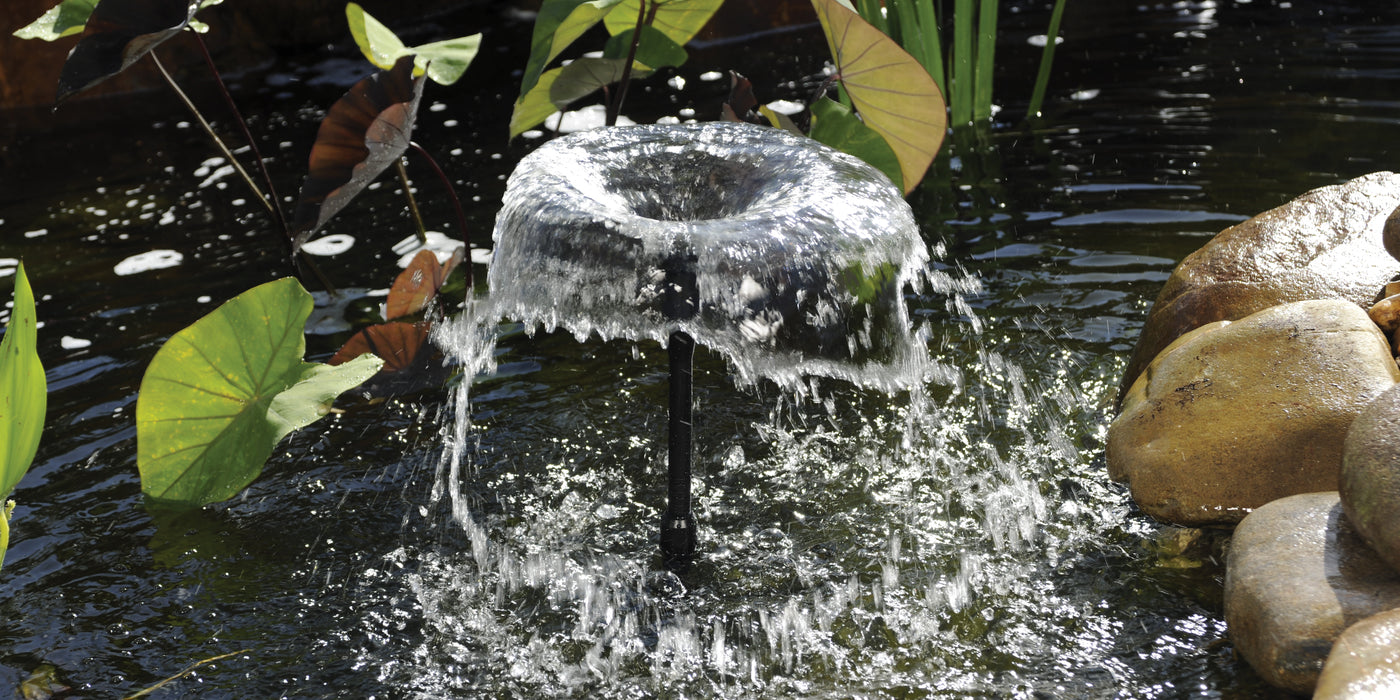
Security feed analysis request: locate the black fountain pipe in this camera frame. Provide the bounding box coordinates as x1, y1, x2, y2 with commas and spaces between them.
660, 253, 699, 569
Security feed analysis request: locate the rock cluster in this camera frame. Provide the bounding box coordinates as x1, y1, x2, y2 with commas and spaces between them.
1106, 172, 1400, 694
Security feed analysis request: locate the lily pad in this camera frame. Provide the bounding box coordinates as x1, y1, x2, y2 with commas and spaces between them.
136, 278, 382, 508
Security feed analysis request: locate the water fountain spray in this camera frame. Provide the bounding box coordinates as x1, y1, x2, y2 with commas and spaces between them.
488, 122, 930, 569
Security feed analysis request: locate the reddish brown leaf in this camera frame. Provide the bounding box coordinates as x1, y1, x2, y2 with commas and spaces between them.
56, 0, 196, 103
720, 70, 758, 123
293, 56, 425, 251
385, 246, 464, 321
330, 321, 431, 374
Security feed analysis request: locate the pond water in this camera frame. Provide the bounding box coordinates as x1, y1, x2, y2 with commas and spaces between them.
3, 0, 1399, 696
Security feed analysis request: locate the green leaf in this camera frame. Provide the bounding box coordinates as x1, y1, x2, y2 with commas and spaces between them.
510, 67, 564, 138
136, 278, 382, 508
808, 96, 903, 192
346, 3, 481, 86
1, 262, 45, 503
346, 1, 408, 69
602, 0, 722, 45
551, 57, 641, 106
519, 0, 627, 99
12, 0, 99, 41
412, 34, 482, 86
601, 24, 687, 68
812, 0, 947, 194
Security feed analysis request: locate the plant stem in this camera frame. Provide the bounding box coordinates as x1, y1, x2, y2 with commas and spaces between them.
191, 31, 290, 238
395, 158, 429, 245
892, 0, 927, 68
150, 52, 272, 216
1027, 0, 1069, 118
410, 142, 473, 287
973, 0, 997, 123
915, 0, 945, 97
606, 0, 649, 127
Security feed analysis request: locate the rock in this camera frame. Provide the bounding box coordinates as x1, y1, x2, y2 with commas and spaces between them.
1224, 492, 1400, 696
1315, 608, 1400, 699
1385, 205, 1400, 262
1368, 294, 1400, 333
1108, 299, 1399, 526
1341, 384, 1400, 573
1118, 172, 1400, 403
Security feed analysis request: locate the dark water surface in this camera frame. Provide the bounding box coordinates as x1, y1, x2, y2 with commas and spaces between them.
2, 0, 1398, 696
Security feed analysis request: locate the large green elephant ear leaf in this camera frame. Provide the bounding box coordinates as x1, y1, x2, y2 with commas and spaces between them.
811, 0, 947, 194
518, 0, 627, 99
136, 278, 382, 509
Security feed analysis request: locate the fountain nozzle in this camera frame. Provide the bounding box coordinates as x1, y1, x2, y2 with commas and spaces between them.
660, 253, 699, 570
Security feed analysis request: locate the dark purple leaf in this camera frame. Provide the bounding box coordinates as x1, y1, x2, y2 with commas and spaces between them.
293, 56, 425, 252
55, 0, 196, 103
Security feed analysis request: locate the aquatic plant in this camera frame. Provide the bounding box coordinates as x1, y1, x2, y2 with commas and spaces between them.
510, 0, 724, 137
14, 0, 481, 508
0, 263, 46, 572
855, 0, 1069, 125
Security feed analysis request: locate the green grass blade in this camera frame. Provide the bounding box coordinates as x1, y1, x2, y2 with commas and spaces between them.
951, 0, 974, 125
972, 0, 997, 123
1027, 0, 1069, 118
891, 0, 927, 67
915, 0, 945, 97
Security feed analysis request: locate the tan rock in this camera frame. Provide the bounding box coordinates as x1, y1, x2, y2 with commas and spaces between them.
1341, 384, 1400, 573
1369, 294, 1400, 333
1108, 300, 1399, 526
1118, 172, 1400, 403
1315, 608, 1400, 699
1385, 205, 1400, 262
1225, 492, 1400, 695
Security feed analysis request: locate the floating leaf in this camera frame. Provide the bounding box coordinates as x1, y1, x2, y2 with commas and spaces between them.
809, 96, 903, 191
602, 0, 723, 45
136, 278, 383, 508
345, 3, 481, 86
292, 56, 425, 252
0, 262, 45, 572
330, 322, 448, 396
13, 0, 99, 41
385, 247, 463, 320
55, 0, 198, 102
812, 0, 947, 194
331, 322, 432, 374
519, 0, 626, 99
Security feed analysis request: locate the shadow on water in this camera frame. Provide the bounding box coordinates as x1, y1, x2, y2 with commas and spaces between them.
2, 0, 1398, 696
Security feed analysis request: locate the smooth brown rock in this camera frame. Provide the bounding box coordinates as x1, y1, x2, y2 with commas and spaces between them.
1315, 608, 1400, 699
1118, 172, 1400, 403
1369, 294, 1400, 333
1225, 492, 1400, 696
1108, 300, 1400, 526
1385, 205, 1400, 262
1341, 383, 1400, 573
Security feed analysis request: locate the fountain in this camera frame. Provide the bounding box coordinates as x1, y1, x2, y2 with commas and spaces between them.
481, 121, 931, 567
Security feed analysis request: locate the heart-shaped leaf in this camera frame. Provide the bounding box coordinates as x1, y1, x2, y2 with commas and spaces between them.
292, 55, 425, 252
518, 0, 627, 100
601, 24, 688, 68
136, 278, 383, 508
602, 0, 723, 45
13, 0, 100, 41
1, 262, 46, 517
55, 0, 198, 102
330, 322, 432, 374
812, 0, 947, 194
385, 247, 463, 320
345, 3, 481, 86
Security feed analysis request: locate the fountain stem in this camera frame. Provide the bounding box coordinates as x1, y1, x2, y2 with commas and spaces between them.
660, 253, 699, 569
